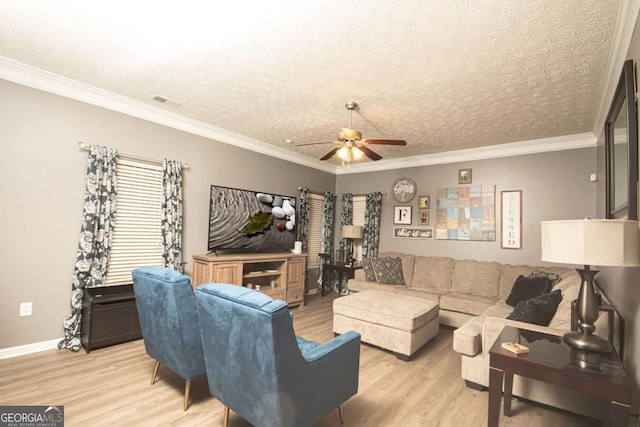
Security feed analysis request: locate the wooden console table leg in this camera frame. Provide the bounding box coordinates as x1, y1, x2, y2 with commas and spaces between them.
488, 367, 503, 427
503, 372, 513, 417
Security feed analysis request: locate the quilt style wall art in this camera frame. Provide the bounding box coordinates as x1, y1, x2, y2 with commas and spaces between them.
435, 185, 496, 241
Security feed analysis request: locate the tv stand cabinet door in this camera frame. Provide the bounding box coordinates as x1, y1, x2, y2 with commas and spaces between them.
286, 257, 306, 306
193, 260, 243, 289
211, 262, 243, 286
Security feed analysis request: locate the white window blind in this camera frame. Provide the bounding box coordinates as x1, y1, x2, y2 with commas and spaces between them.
352, 196, 366, 261
104, 158, 164, 286
306, 193, 325, 268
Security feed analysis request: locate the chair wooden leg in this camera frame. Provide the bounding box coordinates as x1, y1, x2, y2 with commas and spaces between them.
150, 361, 160, 385
183, 380, 191, 411
338, 404, 345, 424
223, 406, 230, 427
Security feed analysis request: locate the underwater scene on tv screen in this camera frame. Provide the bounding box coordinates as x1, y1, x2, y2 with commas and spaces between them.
207, 185, 296, 252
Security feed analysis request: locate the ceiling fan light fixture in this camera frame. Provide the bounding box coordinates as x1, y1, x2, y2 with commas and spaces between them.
337, 146, 351, 161
352, 146, 364, 160
340, 128, 361, 141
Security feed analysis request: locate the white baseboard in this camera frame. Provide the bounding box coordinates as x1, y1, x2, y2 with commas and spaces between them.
307, 289, 319, 295
0, 338, 61, 360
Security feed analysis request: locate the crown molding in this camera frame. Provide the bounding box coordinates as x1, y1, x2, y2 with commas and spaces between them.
2, 56, 597, 176
593, 0, 640, 136
335, 133, 597, 175
0, 56, 337, 174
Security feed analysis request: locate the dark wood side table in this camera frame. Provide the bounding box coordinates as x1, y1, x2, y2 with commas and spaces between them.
321, 263, 361, 296
488, 326, 632, 426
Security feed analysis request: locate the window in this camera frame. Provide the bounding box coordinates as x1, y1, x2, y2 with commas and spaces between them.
104, 158, 164, 286
306, 193, 325, 269
352, 196, 366, 261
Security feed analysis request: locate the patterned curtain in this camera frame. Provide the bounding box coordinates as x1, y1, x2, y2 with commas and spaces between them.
363, 192, 383, 259
297, 188, 310, 253
59, 145, 118, 351
162, 159, 183, 272
339, 193, 353, 256
322, 192, 335, 256
297, 188, 310, 293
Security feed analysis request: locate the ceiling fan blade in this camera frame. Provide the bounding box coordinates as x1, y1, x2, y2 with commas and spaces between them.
320, 147, 341, 160
359, 145, 382, 161
363, 139, 407, 146
295, 141, 336, 146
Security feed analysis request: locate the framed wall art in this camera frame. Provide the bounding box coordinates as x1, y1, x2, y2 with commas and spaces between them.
458, 168, 472, 184
393, 227, 433, 239
435, 185, 496, 241
418, 195, 430, 210
393, 206, 412, 225
501, 190, 522, 249
392, 177, 417, 203
418, 211, 430, 225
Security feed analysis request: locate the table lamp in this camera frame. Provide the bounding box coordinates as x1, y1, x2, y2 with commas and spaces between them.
541, 219, 639, 369
341, 225, 363, 266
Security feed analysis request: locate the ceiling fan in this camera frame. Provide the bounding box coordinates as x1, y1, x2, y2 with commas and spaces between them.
296, 102, 407, 162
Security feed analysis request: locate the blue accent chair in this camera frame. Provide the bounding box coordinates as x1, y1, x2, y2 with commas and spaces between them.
132, 267, 206, 410
195, 283, 361, 427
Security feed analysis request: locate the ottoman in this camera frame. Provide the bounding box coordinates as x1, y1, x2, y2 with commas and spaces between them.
333, 290, 439, 361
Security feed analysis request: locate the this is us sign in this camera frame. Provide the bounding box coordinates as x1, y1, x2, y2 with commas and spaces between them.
393, 227, 434, 239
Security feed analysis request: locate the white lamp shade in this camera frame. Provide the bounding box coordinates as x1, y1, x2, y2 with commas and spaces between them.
341, 225, 363, 239
541, 219, 640, 267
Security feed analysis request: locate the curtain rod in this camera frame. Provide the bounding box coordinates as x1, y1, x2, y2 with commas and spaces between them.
78, 142, 190, 169
296, 187, 386, 196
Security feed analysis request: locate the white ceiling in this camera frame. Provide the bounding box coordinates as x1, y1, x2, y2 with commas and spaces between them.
0, 1, 631, 173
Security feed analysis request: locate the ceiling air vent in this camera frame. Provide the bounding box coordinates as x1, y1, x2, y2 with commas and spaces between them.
152, 95, 181, 108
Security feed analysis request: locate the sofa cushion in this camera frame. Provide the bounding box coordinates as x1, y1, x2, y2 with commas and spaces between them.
505, 275, 552, 307
440, 292, 495, 316
411, 256, 454, 292
498, 264, 570, 301
548, 271, 581, 329
507, 290, 563, 326
451, 259, 501, 299
371, 257, 405, 285
394, 287, 443, 303
378, 252, 415, 285
361, 258, 376, 281
347, 279, 401, 294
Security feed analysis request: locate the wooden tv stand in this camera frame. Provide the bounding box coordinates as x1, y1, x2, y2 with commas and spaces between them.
192, 252, 307, 306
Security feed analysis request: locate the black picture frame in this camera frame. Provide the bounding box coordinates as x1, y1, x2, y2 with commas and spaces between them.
606, 59, 638, 220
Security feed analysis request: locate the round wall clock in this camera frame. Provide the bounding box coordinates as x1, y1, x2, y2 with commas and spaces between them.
392, 177, 417, 203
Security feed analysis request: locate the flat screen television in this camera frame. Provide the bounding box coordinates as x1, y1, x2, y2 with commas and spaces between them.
207, 185, 297, 254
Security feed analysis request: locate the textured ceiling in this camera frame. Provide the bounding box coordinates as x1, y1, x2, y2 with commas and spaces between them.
0, 1, 621, 166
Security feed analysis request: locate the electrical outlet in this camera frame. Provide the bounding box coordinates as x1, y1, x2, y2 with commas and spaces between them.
19, 302, 32, 317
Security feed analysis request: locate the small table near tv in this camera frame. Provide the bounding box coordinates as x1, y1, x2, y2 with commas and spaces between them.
488, 326, 631, 426
321, 263, 361, 296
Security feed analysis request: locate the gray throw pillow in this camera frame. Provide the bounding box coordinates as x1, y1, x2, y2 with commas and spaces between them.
371, 257, 405, 285
528, 270, 562, 287
362, 258, 376, 281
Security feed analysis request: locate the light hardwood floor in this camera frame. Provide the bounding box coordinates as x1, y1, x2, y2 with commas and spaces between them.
0, 293, 602, 426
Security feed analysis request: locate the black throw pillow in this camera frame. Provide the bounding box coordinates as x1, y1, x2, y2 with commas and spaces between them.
505, 275, 552, 307
506, 290, 563, 326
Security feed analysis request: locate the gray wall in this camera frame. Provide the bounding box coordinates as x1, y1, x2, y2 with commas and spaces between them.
596, 12, 640, 400
0, 79, 335, 348
336, 148, 597, 265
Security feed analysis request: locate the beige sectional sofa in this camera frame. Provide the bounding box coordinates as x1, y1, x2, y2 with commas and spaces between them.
347, 252, 612, 418
347, 251, 569, 328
